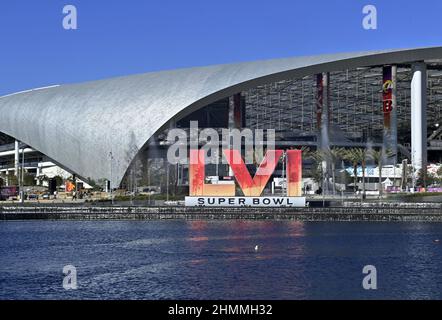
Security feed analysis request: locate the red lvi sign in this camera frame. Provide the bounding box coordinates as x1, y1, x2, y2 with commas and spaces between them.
189, 149, 302, 197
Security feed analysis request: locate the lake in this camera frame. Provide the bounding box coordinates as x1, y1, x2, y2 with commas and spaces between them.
1, 220, 442, 299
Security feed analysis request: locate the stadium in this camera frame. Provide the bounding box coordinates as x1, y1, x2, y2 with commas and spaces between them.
1, 47, 442, 201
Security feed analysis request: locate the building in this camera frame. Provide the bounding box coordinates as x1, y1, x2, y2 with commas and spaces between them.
1, 47, 442, 195
0, 136, 91, 190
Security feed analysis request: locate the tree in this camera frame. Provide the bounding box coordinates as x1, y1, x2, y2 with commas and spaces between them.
416, 168, 437, 187
304, 147, 346, 195
368, 149, 395, 197
343, 148, 370, 199
8, 174, 18, 186
54, 175, 64, 188
326, 147, 346, 195
23, 173, 36, 186
335, 169, 351, 186
437, 166, 442, 178
37, 174, 49, 186
305, 148, 324, 185
342, 149, 359, 194
435, 166, 442, 187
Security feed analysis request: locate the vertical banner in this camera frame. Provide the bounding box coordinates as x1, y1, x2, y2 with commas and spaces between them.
316, 74, 323, 130
228, 94, 243, 177
233, 93, 242, 129
382, 66, 398, 164
383, 66, 393, 129
316, 73, 331, 145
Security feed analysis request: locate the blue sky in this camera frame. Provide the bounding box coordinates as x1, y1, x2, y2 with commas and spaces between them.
0, 0, 441, 96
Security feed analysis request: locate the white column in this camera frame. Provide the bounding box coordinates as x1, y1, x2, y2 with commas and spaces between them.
411, 62, 427, 173
36, 165, 41, 186
14, 140, 19, 176
319, 73, 331, 195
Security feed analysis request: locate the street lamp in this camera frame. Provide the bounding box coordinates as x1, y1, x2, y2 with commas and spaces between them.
109, 151, 114, 206
19, 145, 25, 204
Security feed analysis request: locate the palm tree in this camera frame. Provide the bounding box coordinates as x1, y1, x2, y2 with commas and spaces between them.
368, 149, 384, 197
327, 147, 346, 195
368, 149, 395, 198
304, 147, 345, 195
343, 148, 369, 199
342, 148, 359, 194
306, 148, 325, 186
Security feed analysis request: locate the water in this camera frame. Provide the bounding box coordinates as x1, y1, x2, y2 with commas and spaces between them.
1, 220, 442, 300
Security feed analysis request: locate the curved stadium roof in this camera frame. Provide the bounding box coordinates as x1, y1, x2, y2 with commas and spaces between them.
1, 47, 442, 186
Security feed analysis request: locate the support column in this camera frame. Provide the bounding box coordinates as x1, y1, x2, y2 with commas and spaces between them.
411, 62, 427, 176
316, 73, 331, 194
36, 165, 41, 186
316, 73, 331, 150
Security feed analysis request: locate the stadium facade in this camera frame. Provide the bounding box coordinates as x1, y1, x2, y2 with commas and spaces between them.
1, 47, 442, 195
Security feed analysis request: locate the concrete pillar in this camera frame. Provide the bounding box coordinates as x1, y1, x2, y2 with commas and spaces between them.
36, 165, 41, 186
411, 62, 427, 174
14, 140, 19, 177
316, 73, 331, 194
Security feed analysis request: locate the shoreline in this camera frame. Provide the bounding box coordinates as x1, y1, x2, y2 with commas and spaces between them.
1, 204, 442, 221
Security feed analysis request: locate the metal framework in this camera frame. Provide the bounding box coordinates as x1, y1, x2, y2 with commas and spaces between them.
244, 64, 442, 148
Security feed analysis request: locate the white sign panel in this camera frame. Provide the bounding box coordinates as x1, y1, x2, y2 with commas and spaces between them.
185, 196, 306, 207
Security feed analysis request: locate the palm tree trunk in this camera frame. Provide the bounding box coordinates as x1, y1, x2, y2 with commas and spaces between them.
362, 161, 366, 200
378, 160, 383, 198
353, 163, 357, 194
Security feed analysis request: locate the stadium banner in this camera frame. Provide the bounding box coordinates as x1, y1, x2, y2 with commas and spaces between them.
316, 73, 323, 129
382, 66, 393, 128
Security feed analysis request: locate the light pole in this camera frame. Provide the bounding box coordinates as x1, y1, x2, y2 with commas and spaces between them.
109, 151, 114, 205
19, 145, 25, 204
166, 162, 169, 202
